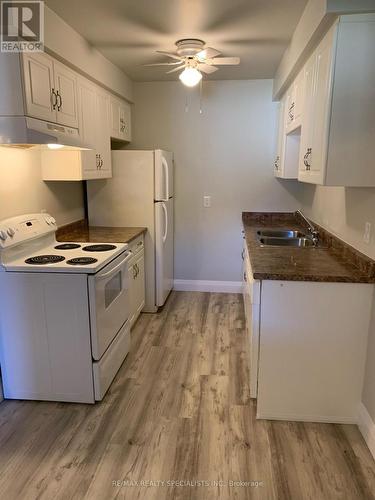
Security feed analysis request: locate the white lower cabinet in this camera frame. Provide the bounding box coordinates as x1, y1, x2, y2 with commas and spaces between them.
128, 235, 145, 328
243, 274, 374, 423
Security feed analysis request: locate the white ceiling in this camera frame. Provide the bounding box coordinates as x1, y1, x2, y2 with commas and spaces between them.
45, 0, 308, 82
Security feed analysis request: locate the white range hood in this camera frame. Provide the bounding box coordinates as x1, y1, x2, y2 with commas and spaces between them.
0, 116, 85, 149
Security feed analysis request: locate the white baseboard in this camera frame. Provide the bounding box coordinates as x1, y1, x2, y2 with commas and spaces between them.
358, 403, 375, 460
173, 280, 243, 293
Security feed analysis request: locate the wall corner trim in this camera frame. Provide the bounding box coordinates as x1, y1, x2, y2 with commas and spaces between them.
358, 402, 375, 460
173, 280, 243, 293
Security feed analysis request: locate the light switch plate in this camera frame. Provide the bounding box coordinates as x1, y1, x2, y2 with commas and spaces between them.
203, 196, 211, 208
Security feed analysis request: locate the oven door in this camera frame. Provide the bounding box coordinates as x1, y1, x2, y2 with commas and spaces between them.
88, 250, 132, 360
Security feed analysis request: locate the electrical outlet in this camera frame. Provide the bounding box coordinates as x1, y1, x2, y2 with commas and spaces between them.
364, 222, 371, 244
203, 196, 211, 208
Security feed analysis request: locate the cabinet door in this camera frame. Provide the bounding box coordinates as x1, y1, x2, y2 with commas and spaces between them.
110, 97, 121, 139
22, 52, 56, 122
294, 68, 305, 122
54, 62, 79, 128
95, 90, 112, 178
298, 53, 316, 180
110, 97, 132, 142
133, 251, 145, 321
78, 79, 97, 176
308, 31, 335, 184
129, 251, 145, 328
274, 96, 286, 176
299, 27, 335, 185
119, 100, 131, 141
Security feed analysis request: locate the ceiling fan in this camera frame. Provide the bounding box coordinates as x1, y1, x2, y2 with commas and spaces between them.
143, 39, 240, 87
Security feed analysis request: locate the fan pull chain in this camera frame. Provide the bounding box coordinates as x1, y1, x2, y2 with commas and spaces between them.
185, 90, 189, 113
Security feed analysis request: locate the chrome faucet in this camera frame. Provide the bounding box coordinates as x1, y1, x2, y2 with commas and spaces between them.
295, 210, 319, 246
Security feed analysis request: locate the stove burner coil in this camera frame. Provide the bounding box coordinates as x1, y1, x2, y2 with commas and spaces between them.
25, 255, 65, 265
82, 244, 117, 252
54, 243, 82, 250
66, 257, 98, 266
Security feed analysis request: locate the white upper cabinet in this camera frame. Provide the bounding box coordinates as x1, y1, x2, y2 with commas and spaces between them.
22, 52, 79, 128
298, 27, 335, 185
299, 15, 375, 186
110, 96, 131, 142
42, 79, 112, 181
274, 94, 300, 180
274, 96, 286, 176
94, 89, 111, 177
285, 68, 304, 133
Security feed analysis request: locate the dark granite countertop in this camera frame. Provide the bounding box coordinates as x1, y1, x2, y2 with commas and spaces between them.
242, 212, 375, 283
56, 220, 146, 245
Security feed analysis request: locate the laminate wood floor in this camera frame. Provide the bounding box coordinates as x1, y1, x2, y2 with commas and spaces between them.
0, 291, 374, 500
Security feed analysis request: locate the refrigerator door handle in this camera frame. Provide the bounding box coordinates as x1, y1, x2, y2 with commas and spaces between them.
162, 202, 168, 243
162, 156, 169, 201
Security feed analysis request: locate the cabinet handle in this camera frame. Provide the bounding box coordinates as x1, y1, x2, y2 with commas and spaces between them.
241, 249, 245, 261
51, 89, 57, 110
274, 155, 280, 170
303, 148, 312, 171
288, 102, 295, 120
56, 90, 62, 111
243, 271, 247, 282
96, 154, 99, 169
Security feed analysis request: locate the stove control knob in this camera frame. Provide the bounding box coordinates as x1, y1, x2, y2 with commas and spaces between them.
45, 217, 51, 225
7, 227, 15, 237
0, 230, 7, 241
49, 217, 56, 225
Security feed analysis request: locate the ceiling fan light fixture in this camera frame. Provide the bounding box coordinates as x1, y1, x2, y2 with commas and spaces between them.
179, 67, 202, 87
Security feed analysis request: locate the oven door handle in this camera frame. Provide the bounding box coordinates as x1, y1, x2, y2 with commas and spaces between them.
96, 251, 132, 280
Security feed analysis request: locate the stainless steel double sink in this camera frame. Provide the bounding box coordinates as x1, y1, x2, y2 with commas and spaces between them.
257, 229, 315, 247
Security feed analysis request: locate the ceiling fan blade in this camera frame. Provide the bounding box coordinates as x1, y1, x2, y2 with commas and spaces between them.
166, 66, 185, 74
196, 47, 221, 60
198, 63, 218, 74
142, 61, 183, 67
208, 57, 240, 65
156, 50, 183, 60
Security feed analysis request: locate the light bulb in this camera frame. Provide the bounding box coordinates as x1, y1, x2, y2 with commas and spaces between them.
179, 67, 202, 87
47, 143, 64, 150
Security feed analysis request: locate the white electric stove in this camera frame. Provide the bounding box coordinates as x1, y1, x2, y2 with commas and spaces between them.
0, 213, 132, 403
0, 213, 128, 273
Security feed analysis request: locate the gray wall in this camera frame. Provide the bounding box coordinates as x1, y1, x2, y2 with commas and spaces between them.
295, 184, 375, 422
131, 80, 302, 282
0, 147, 84, 225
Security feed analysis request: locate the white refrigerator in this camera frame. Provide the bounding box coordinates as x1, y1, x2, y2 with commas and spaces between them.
87, 149, 174, 312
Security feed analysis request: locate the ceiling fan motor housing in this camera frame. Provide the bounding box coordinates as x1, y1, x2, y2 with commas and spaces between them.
175, 39, 205, 57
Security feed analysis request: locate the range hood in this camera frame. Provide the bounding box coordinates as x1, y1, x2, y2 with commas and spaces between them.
0, 116, 87, 149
